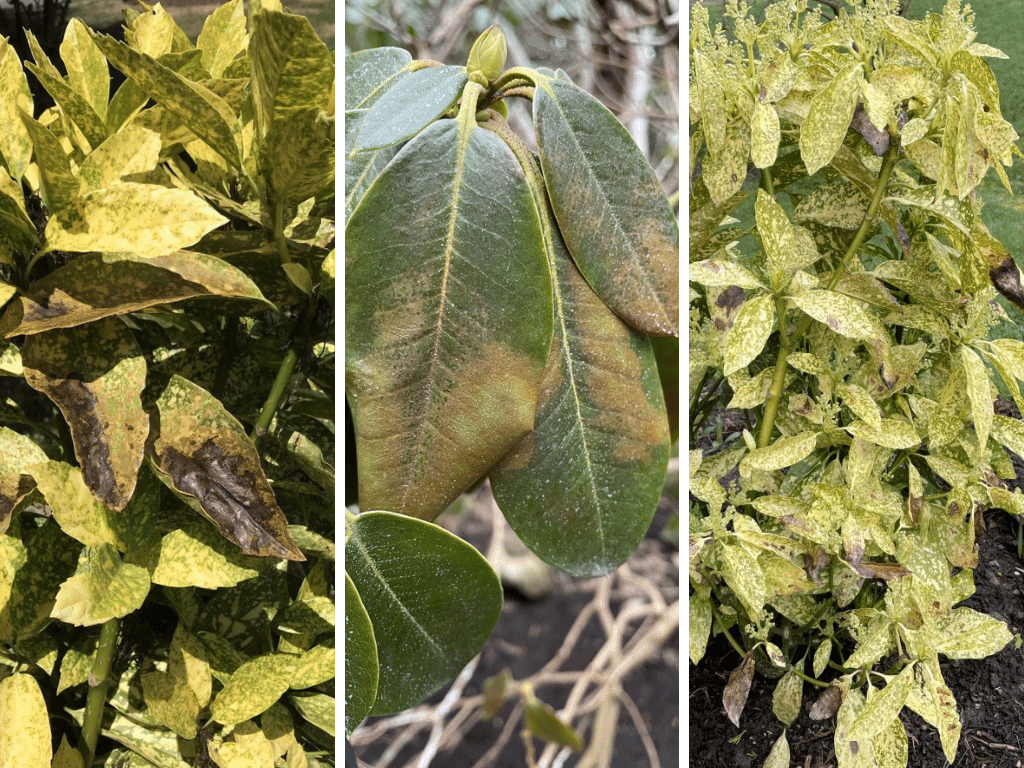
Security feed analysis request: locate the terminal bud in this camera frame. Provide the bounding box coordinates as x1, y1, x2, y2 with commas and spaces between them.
467, 24, 507, 85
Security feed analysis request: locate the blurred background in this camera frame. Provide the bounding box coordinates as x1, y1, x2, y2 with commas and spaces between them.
346, 0, 680, 201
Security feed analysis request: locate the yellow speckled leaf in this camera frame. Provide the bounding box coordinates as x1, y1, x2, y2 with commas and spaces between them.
741, 431, 817, 474
0, 428, 47, 532
772, 669, 802, 726
846, 664, 914, 743
197, 0, 246, 78
800, 63, 862, 175
211, 653, 298, 725
0, 672, 50, 768
29, 461, 124, 549
723, 294, 775, 376
51, 543, 150, 626
960, 345, 993, 460
792, 290, 888, 345
45, 182, 228, 257
141, 666, 199, 739
61, 19, 109, 120
152, 524, 267, 589
751, 100, 780, 169
50, 735, 83, 768
22, 319, 147, 511
78, 127, 161, 191
0, 39, 34, 180
210, 721, 276, 768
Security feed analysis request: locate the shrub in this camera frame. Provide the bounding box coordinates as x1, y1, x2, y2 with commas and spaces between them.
689, 1, 1022, 765
0, 2, 335, 766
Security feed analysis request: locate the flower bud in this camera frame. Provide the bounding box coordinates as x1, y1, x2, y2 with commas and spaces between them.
467, 24, 507, 85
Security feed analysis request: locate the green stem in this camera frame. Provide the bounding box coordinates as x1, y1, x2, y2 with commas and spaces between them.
250, 303, 316, 446
274, 198, 292, 266
80, 617, 120, 767
756, 137, 900, 448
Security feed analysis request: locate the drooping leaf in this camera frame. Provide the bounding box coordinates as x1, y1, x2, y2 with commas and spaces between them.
51, 543, 150, 626
523, 685, 584, 751
490, 207, 669, 577
345, 511, 502, 716
150, 375, 304, 561
0, 428, 46, 532
45, 182, 228, 257
345, 47, 412, 110
0, 672, 50, 768
346, 117, 552, 520
211, 652, 298, 725
0, 39, 33, 180
197, 0, 246, 78
90, 31, 243, 169
723, 652, 756, 727
0, 169, 38, 255
22, 319, 147, 511
344, 572, 377, 736
0, 250, 270, 338
353, 65, 467, 152
28, 461, 125, 549
249, 9, 334, 138
534, 76, 678, 336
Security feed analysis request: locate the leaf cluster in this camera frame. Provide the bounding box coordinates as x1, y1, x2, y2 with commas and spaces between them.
345, 25, 679, 736
690, 2, 1023, 766
0, 2, 335, 766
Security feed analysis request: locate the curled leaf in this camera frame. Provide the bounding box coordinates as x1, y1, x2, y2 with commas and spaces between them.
150, 375, 304, 561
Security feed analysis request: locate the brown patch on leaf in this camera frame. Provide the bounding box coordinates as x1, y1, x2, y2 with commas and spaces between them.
809, 681, 843, 720
989, 257, 1024, 314
723, 652, 755, 727
157, 439, 304, 561
48, 377, 118, 506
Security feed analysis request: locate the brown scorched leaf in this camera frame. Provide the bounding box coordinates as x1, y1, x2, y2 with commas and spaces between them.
21, 318, 147, 511
0, 250, 271, 338
150, 375, 304, 561
723, 652, 756, 727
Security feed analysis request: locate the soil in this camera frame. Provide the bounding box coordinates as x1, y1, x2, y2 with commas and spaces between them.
350, 487, 681, 768
690, 404, 1024, 768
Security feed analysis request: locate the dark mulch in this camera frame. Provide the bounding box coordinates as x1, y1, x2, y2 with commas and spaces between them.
690, 398, 1024, 768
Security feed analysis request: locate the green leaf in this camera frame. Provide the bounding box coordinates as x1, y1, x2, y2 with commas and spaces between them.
101, 711, 192, 768
51, 543, 150, 626
689, 587, 712, 664
523, 685, 584, 751
345, 511, 502, 716
490, 214, 669, 577
78, 126, 161, 191
534, 77, 678, 336
723, 294, 775, 376
140, 664, 199, 739
150, 375, 304, 561
960, 345, 993, 459
290, 639, 333, 690
249, 10, 334, 138
905, 656, 960, 763
0, 673, 50, 768
197, 0, 246, 78
0, 39, 34, 180
353, 65, 467, 152
90, 32, 243, 169
763, 731, 791, 768
346, 118, 552, 520
0, 250, 271, 338
800, 63, 863, 175
45, 182, 228, 257
60, 19, 109, 120
720, 542, 765, 618
211, 652, 298, 725
846, 418, 920, 450
22, 319, 147, 511
0, 169, 38, 255
19, 110, 79, 213
344, 572, 377, 736
345, 110, 399, 221
345, 47, 412, 110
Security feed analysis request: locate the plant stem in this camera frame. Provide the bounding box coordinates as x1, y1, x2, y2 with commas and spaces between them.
80, 617, 120, 767
274, 197, 292, 266
251, 302, 316, 446
757, 137, 900, 448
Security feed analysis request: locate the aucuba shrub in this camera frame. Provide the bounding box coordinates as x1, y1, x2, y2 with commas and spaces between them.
345, 24, 679, 736
690, 1, 1024, 765
0, 2, 334, 766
